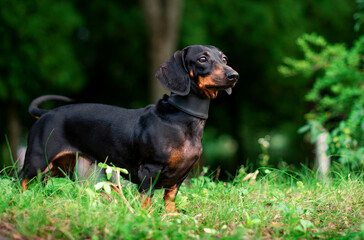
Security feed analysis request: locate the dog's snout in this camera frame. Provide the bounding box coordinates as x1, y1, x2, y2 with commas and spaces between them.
227, 71, 239, 81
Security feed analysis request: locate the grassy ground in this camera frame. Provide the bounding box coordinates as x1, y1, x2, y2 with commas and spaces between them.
0, 165, 363, 239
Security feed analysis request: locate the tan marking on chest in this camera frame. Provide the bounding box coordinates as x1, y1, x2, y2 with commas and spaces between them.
168, 140, 202, 169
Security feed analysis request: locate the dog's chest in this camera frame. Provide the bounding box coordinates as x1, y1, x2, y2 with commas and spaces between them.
167, 138, 202, 170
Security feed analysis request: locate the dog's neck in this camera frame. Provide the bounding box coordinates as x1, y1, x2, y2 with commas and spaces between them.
167, 93, 210, 120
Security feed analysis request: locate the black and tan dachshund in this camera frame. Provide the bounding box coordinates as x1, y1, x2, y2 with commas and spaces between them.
19, 45, 239, 212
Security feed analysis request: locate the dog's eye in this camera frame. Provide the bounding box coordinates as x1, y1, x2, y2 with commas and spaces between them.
198, 56, 208, 63
222, 57, 228, 64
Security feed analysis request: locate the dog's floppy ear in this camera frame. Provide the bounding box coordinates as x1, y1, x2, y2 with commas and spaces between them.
155, 50, 191, 96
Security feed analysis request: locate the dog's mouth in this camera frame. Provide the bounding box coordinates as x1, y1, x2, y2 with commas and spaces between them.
205, 84, 233, 90
205, 83, 236, 95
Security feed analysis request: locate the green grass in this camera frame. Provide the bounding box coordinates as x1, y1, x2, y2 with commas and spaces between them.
0, 166, 363, 239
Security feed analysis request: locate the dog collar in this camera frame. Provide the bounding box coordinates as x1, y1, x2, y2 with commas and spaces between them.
168, 93, 210, 119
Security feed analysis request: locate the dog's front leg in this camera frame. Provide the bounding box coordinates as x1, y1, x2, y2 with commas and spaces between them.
137, 164, 161, 211
163, 183, 181, 213
140, 193, 153, 210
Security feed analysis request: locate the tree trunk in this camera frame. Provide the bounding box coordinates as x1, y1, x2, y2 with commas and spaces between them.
316, 131, 330, 176
7, 103, 21, 165
141, 0, 183, 102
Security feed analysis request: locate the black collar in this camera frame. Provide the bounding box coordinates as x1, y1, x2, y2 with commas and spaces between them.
168, 93, 210, 119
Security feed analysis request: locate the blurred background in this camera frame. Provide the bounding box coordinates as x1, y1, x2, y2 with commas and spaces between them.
0, 0, 362, 178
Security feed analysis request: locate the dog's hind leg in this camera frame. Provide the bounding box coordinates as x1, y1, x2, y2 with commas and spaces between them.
19, 150, 77, 190
18, 155, 48, 190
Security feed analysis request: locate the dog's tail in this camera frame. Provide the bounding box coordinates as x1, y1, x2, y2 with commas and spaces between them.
29, 95, 73, 119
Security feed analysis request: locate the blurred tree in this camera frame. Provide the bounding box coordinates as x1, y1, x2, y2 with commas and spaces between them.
355, 0, 364, 31
0, 0, 84, 164
141, 0, 183, 102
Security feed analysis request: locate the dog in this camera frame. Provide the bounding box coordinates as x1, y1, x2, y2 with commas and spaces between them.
18, 45, 239, 212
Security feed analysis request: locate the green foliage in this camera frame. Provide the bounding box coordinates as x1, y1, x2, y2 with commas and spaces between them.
0, 0, 85, 103
355, 0, 364, 31
202, 128, 238, 167
0, 167, 363, 239
95, 162, 129, 194
181, 0, 358, 169
280, 33, 364, 167
97, 162, 129, 180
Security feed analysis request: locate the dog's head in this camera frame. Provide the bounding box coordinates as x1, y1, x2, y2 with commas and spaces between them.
155, 45, 239, 99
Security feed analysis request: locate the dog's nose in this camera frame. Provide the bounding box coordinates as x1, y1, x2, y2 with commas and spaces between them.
227, 71, 239, 81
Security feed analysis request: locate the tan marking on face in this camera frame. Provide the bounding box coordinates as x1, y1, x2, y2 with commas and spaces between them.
197, 76, 218, 98
197, 65, 225, 99
164, 184, 178, 213
205, 51, 210, 56
189, 70, 194, 78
